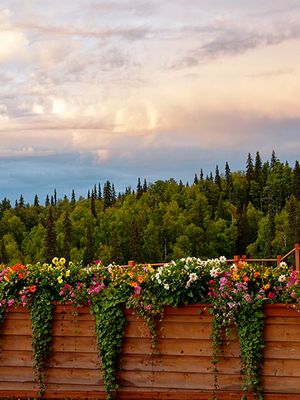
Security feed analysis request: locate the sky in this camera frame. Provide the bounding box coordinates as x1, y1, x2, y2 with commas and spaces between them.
1, 0, 300, 203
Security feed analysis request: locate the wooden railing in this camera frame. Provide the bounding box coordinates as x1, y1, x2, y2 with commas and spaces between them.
126, 244, 300, 272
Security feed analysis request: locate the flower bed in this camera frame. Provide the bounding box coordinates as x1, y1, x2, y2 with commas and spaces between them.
1, 257, 300, 399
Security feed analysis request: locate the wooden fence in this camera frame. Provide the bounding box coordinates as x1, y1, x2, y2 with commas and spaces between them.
1, 304, 300, 399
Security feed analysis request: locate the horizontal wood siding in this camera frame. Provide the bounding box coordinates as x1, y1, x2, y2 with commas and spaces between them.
0, 304, 300, 398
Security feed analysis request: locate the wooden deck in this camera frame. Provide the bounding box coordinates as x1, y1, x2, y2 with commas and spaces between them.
0, 304, 300, 399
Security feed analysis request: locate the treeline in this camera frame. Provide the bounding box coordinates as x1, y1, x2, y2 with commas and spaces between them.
1, 151, 300, 265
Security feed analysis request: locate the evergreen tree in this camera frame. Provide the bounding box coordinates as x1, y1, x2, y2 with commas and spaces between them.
136, 178, 143, 199
90, 191, 96, 218
103, 180, 113, 209
19, 194, 25, 208
0, 239, 8, 264
254, 151, 263, 182
87, 190, 90, 199
112, 184, 116, 203
54, 189, 57, 205
45, 194, 50, 207
44, 206, 57, 263
50, 195, 54, 206
194, 173, 199, 185
294, 160, 300, 201
62, 210, 72, 264
143, 178, 148, 193
71, 189, 76, 203
98, 183, 102, 200
83, 221, 95, 265
33, 194, 39, 207
246, 153, 254, 182
225, 162, 234, 201
110, 230, 123, 264
214, 165, 221, 188
200, 169, 204, 181
270, 150, 278, 169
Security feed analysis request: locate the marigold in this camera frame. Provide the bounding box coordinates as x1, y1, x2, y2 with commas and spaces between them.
243, 275, 249, 282
263, 283, 270, 290
18, 272, 25, 279
29, 285, 37, 293
137, 275, 144, 283
129, 281, 138, 287
253, 271, 260, 278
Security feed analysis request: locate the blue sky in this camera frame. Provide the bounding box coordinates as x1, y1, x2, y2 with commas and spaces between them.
1, 0, 300, 203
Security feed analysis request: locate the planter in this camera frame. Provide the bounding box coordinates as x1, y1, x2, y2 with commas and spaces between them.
1, 304, 300, 399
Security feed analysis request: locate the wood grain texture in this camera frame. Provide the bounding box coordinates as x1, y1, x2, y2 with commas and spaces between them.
1, 303, 300, 398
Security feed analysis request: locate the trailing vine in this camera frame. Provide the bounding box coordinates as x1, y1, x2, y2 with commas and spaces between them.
28, 290, 54, 396
91, 286, 126, 400
236, 303, 265, 400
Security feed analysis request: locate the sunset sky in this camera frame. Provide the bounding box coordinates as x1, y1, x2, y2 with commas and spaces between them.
1, 0, 300, 202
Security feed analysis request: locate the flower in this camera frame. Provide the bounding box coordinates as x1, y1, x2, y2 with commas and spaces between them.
57, 276, 63, 284
278, 274, 286, 282
210, 267, 220, 277
29, 285, 37, 293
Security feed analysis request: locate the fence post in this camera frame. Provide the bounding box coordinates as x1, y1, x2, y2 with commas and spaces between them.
276, 255, 281, 266
242, 255, 247, 262
295, 243, 300, 272
234, 255, 240, 266
128, 260, 136, 267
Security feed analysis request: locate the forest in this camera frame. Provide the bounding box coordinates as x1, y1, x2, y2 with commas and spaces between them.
1, 150, 300, 265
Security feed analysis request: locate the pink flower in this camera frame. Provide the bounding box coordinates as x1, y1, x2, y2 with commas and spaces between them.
268, 292, 275, 299
7, 299, 15, 307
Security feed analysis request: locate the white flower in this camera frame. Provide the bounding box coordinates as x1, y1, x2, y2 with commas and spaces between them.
219, 256, 227, 263
280, 261, 287, 268
164, 283, 170, 290
278, 274, 286, 283
210, 267, 220, 277
188, 272, 198, 282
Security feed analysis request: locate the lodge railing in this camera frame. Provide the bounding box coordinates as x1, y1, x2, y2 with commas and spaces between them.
126, 243, 300, 272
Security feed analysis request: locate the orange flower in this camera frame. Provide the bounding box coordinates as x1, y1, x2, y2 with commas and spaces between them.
128, 271, 134, 278
137, 275, 144, 283
231, 273, 239, 281
263, 283, 270, 290
129, 281, 138, 287
18, 272, 25, 279
4, 275, 10, 282
253, 271, 260, 278
28, 285, 37, 293
243, 275, 249, 282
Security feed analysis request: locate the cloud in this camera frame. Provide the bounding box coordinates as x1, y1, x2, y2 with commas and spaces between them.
171, 20, 300, 68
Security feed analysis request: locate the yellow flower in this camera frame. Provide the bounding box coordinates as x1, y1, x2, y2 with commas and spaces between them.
57, 275, 63, 284
65, 270, 70, 277
263, 283, 270, 290
59, 258, 66, 265
52, 257, 59, 265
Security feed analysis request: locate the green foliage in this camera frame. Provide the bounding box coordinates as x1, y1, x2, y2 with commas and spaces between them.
28, 291, 54, 396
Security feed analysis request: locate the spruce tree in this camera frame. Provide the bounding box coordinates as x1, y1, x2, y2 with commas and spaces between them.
194, 173, 199, 185
45, 194, 50, 207
83, 221, 95, 265
136, 178, 143, 199
98, 183, 102, 200
19, 194, 25, 208
143, 178, 148, 193
294, 160, 300, 201
44, 206, 57, 263
62, 210, 72, 264
33, 194, 39, 207
214, 165, 221, 188
54, 189, 57, 205
103, 180, 113, 209
71, 189, 76, 203
90, 191, 97, 218
246, 153, 254, 182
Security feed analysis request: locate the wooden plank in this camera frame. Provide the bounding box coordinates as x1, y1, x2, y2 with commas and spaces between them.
0, 366, 35, 382
120, 354, 241, 375
51, 319, 96, 337
47, 352, 101, 369
264, 324, 300, 342
263, 376, 300, 392
0, 350, 33, 366
264, 341, 300, 359
45, 367, 103, 385
1, 318, 32, 335
125, 322, 212, 340
0, 334, 32, 351
119, 371, 243, 390
51, 336, 98, 352
263, 359, 300, 377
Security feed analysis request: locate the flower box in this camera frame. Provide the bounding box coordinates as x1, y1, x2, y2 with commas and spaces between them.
1, 304, 300, 399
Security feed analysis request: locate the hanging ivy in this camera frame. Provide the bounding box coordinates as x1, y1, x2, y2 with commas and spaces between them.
28, 290, 54, 396
91, 286, 127, 400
